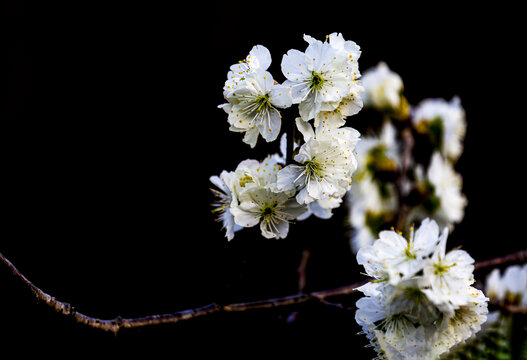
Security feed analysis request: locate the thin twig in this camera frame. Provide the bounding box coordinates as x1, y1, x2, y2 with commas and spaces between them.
0, 251, 366, 334
473, 249, 527, 270
286, 249, 311, 323
490, 300, 527, 314
297, 249, 310, 294
1, 249, 525, 334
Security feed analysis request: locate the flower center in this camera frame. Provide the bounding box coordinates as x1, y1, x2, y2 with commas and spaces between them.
260, 204, 276, 221
304, 158, 323, 179
255, 94, 272, 113
416, 117, 444, 152
433, 262, 456, 275
239, 174, 254, 187
405, 247, 417, 260
309, 71, 325, 91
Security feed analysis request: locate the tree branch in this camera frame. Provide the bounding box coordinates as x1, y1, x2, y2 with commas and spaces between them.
0, 251, 367, 334
473, 249, 527, 270
1, 249, 525, 335
490, 300, 527, 314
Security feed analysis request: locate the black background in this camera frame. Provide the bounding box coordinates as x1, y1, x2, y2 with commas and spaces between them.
3, 1, 525, 357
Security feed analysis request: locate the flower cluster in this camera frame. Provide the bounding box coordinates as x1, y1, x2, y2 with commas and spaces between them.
208, 29, 518, 360
355, 218, 488, 359
213, 34, 363, 240
347, 62, 467, 252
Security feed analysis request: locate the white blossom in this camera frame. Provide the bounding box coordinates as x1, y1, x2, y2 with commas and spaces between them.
358, 218, 440, 285
230, 187, 306, 239
215, 154, 308, 239
223, 45, 272, 96
427, 152, 467, 224
314, 87, 363, 134
348, 176, 399, 252
229, 158, 270, 195
409, 152, 467, 231
360, 62, 404, 112
485, 268, 505, 301
277, 126, 360, 204
412, 97, 466, 161
347, 121, 400, 252
421, 229, 475, 313
281, 33, 361, 124
210, 155, 286, 240
355, 120, 399, 174
221, 69, 292, 147
485, 264, 527, 306
355, 218, 488, 359
436, 287, 489, 353
210, 171, 243, 241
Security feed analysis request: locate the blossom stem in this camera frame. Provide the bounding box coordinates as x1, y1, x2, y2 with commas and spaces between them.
286, 113, 296, 165
395, 125, 415, 230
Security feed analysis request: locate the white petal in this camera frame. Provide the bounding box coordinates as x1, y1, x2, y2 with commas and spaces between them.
260, 217, 289, 239
298, 93, 319, 121
295, 187, 313, 204
230, 205, 259, 228
248, 44, 272, 71
284, 80, 309, 103
270, 84, 292, 108
242, 127, 260, 148
304, 41, 337, 72
314, 110, 345, 133
281, 49, 309, 81
258, 109, 281, 142
295, 117, 315, 141
277, 165, 304, 191
282, 198, 308, 219
413, 218, 440, 256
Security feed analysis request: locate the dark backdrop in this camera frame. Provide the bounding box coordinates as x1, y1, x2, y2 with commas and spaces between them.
2, 1, 525, 357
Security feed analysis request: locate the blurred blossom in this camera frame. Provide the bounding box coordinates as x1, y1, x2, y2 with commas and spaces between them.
485, 264, 527, 306
410, 152, 467, 231
347, 121, 399, 252
412, 97, 466, 161
360, 62, 408, 118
